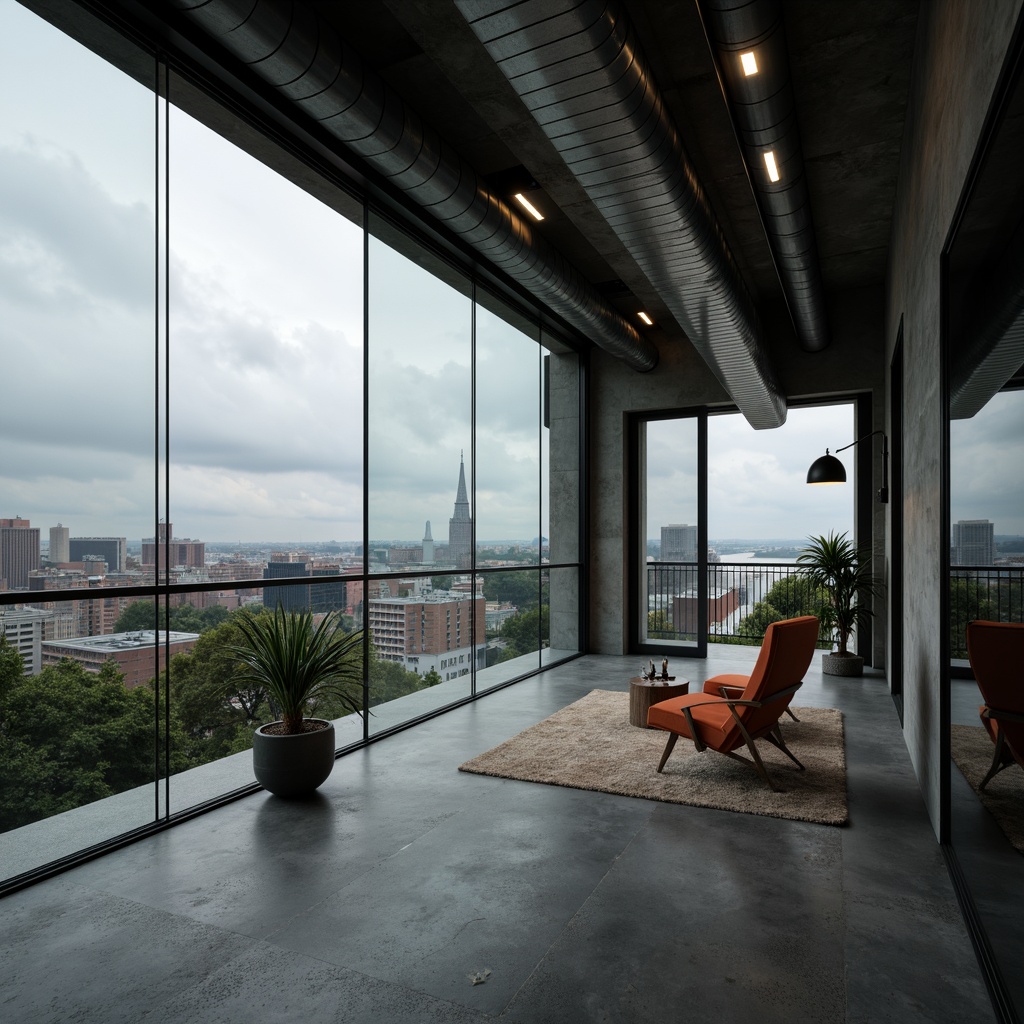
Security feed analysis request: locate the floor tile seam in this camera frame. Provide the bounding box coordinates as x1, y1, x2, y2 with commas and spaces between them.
841, 886, 967, 921
484, 808, 659, 1018
256, 809, 475, 945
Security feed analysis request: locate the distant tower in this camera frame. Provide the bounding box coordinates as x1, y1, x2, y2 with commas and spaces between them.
952, 519, 995, 566
661, 524, 697, 563
448, 454, 473, 569
50, 523, 70, 563
0, 518, 40, 589
422, 521, 435, 565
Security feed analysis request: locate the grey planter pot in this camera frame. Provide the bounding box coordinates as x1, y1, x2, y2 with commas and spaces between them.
822, 652, 864, 677
252, 719, 336, 797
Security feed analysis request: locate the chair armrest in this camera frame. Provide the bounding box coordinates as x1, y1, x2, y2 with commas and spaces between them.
705, 683, 745, 698
981, 706, 1024, 724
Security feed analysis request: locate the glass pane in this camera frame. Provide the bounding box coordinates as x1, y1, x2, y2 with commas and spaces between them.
367, 572, 478, 732
477, 567, 542, 689
0, 3, 157, 880
168, 86, 364, 556
543, 565, 579, 665
708, 404, 854, 647
156, 582, 364, 813
367, 215, 471, 575
476, 295, 540, 561
643, 419, 699, 647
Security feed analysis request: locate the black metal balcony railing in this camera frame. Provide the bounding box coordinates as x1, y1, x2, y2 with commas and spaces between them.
646, 561, 1024, 658
646, 561, 827, 646
950, 564, 1024, 658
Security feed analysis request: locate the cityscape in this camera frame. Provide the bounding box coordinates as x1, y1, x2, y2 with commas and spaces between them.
0, 459, 549, 687
4, 472, 1021, 686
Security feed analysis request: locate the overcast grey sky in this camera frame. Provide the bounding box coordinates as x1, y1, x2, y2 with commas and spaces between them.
2, 0, 1021, 549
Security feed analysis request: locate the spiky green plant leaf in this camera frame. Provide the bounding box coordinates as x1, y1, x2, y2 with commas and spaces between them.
797, 531, 884, 655
226, 607, 365, 734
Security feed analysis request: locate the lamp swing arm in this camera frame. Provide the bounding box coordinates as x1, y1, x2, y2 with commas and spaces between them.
807, 430, 889, 502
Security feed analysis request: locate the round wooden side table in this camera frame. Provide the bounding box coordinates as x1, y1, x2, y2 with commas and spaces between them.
628, 677, 690, 727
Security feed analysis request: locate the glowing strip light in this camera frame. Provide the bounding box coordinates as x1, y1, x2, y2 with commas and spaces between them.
637, 311, 654, 326
764, 151, 780, 182
514, 192, 544, 221
740, 51, 758, 76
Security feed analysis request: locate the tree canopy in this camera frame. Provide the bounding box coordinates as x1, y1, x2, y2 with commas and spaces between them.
114, 600, 229, 635
0, 643, 174, 833
735, 575, 827, 645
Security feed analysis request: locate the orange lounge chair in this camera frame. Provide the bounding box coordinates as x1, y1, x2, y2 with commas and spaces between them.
966, 620, 1024, 790
647, 615, 820, 791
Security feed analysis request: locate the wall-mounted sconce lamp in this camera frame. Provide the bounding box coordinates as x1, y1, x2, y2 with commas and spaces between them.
806, 429, 889, 503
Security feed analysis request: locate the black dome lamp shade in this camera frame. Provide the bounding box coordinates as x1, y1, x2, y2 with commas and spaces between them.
806, 431, 889, 502
806, 450, 847, 484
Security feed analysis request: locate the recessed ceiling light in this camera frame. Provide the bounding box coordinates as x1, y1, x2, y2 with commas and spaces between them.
638, 311, 654, 326
514, 193, 544, 221
764, 151, 780, 182
740, 51, 758, 76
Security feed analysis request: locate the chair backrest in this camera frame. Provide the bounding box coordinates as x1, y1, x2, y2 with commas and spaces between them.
967, 621, 1024, 718
738, 615, 820, 736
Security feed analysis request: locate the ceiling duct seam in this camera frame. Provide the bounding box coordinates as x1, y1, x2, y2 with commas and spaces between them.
456, 0, 785, 429
166, 0, 656, 371
697, 0, 828, 353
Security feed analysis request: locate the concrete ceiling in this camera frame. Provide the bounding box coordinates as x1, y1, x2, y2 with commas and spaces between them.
308, 0, 920, 356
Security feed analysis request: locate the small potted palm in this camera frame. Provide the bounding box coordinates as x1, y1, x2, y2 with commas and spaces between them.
797, 531, 883, 676
228, 606, 364, 797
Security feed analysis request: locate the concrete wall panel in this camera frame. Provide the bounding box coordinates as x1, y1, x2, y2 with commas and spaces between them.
885, 0, 1023, 836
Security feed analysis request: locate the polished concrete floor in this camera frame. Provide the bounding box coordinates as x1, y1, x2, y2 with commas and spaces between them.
0, 647, 992, 1023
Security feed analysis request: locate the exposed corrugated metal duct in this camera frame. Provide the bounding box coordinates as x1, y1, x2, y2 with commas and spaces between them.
166, 0, 657, 372
454, 0, 787, 429
698, 0, 829, 353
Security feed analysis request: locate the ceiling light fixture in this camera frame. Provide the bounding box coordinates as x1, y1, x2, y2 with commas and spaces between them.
740, 51, 758, 76
514, 193, 544, 221
764, 151, 780, 182
637, 311, 654, 326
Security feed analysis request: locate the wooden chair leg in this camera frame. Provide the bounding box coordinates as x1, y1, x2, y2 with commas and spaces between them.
763, 729, 805, 771
785, 707, 800, 723
980, 730, 1012, 790
657, 733, 679, 773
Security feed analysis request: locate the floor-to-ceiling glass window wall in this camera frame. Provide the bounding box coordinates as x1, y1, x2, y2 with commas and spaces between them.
0, 3, 584, 891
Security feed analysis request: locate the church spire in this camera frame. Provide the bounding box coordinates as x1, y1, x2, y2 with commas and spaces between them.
448, 453, 473, 568
453, 452, 470, 515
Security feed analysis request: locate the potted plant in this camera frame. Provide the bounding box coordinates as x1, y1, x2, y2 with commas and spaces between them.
797, 530, 883, 676
228, 606, 364, 797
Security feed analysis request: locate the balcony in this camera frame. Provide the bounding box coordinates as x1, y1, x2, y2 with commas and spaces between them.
0, 645, 986, 1020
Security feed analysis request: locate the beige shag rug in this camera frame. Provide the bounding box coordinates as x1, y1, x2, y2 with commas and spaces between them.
950, 724, 1024, 854
459, 689, 848, 825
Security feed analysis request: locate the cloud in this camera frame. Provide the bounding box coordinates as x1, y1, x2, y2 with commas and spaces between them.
0, 142, 152, 309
